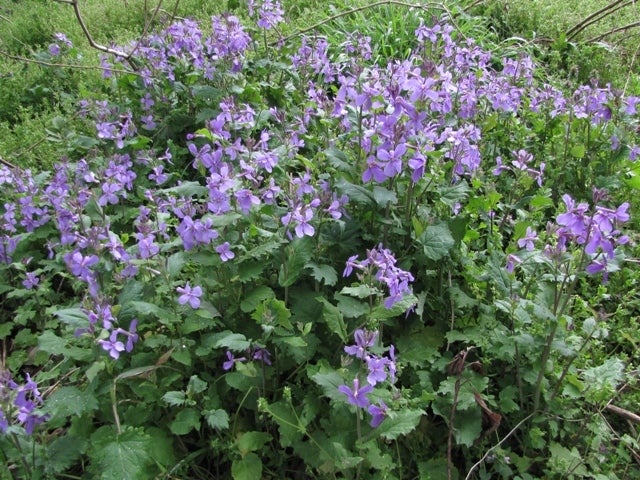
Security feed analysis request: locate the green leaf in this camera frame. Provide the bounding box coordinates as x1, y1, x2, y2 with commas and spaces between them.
251, 298, 292, 330
241, 286, 275, 313
316, 298, 347, 341
205, 409, 229, 430
340, 284, 379, 299
236, 431, 272, 454
45, 435, 87, 475
50, 386, 98, 418
452, 408, 482, 447
89, 426, 154, 480
306, 263, 338, 286
570, 144, 586, 158
52, 307, 89, 328
278, 238, 314, 287
334, 294, 370, 318
261, 400, 302, 447
372, 186, 398, 206
210, 331, 251, 351
162, 391, 187, 407
371, 294, 417, 319
309, 362, 345, 402
324, 147, 355, 173
378, 409, 424, 440
420, 223, 454, 261
279, 336, 307, 347
232, 452, 262, 480
170, 408, 201, 435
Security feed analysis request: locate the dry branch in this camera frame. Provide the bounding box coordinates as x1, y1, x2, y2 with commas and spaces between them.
566, 0, 635, 41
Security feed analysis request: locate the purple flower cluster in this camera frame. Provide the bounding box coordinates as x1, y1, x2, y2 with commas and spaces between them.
0, 372, 47, 435
338, 329, 396, 427
554, 193, 630, 278
222, 346, 272, 371
493, 149, 545, 187
344, 244, 415, 309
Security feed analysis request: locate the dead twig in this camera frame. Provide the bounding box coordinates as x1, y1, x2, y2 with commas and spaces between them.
566, 0, 635, 41
606, 404, 640, 424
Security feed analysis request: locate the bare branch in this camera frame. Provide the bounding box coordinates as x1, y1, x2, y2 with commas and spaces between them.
53, 0, 137, 68
0, 49, 139, 76
606, 404, 640, 424
567, 0, 634, 41
464, 413, 536, 480
586, 20, 640, 43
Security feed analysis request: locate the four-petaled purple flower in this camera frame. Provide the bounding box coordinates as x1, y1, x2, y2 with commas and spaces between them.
177, 282, 203, 309
338, 378, 373, 408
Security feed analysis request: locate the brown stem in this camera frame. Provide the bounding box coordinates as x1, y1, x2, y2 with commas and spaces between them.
586, 20, 640, 43
566, 0, 633, 40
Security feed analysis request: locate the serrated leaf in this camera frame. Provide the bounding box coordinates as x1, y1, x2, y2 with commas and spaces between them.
306, 263, 338, 286
340, 284, 379, 299
372, 186, 398, 206
45, 435, 87, 475
44, 386, 98, 418
316, 298, 347, 341
211, 331, 251, 351
162, 391, 187, 407
261, 401, 302, 447
170, 408, 201, 435
280, 336, 307, 347
205, 409, 229, 430
371, 294, 417, 319
278, 238, 314, 288
309, 363, 345, 402
241, 286, 275, 313
420, 223, 454, 260
236, 431, 272, 454
378, 409, 424, 440
89, 427, 154, 480
232, 452, 262, 480
52, 308, 89, 329
334, 294, 370, 318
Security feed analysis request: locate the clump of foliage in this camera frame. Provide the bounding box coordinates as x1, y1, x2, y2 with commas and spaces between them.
1, 1, 640, 479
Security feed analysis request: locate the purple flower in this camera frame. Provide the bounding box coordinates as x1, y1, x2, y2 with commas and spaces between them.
23, 271, 40, 290
252, 347, 272, 365
366, 356, 388, 386
223, 351, 246, 371
98, 331, 126, 360
517, 227, 538, 251
344, 329, 378, 359
177, 282, 203, 309
505, 253, 522, 273
368, 401, 388, 428
338, 378, 373, 408
215, 242, 235, 262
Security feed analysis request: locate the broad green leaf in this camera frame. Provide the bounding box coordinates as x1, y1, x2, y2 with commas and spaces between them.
279, 336, 307, 347
251, 298, 292, 330
52, 308, 89, 329
378, 409, 424, 440
262, 400, 303, 447
162, 391, 186, 407
324, 147, 354, 173
240, 285, 275, 313
44, 386, 98, 419
205, 409, 229, 430
372, 186, 398, 206
334, 294, 370, 319
211, 331, 251, 351
167, 252, 186, 278
340, 284, 379, 299
306, 263, 338, 286
316, 298, 347, 341
89, 426, 154, 480
278, 238, 314, 287
170, 408, 201, 435
187, 375, 208, 394
371, 294, 417, 319
452, 408, 482, 447
236, 431, 272, 454
45, 435, 87, 475
420, 223, 454, 261
232, 452, 262, 480
309, 362, 345, 402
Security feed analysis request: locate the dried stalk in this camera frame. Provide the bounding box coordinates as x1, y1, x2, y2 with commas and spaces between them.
566, 0, 634, 41
586, 20, 640, 43
53, 0, 136, 68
